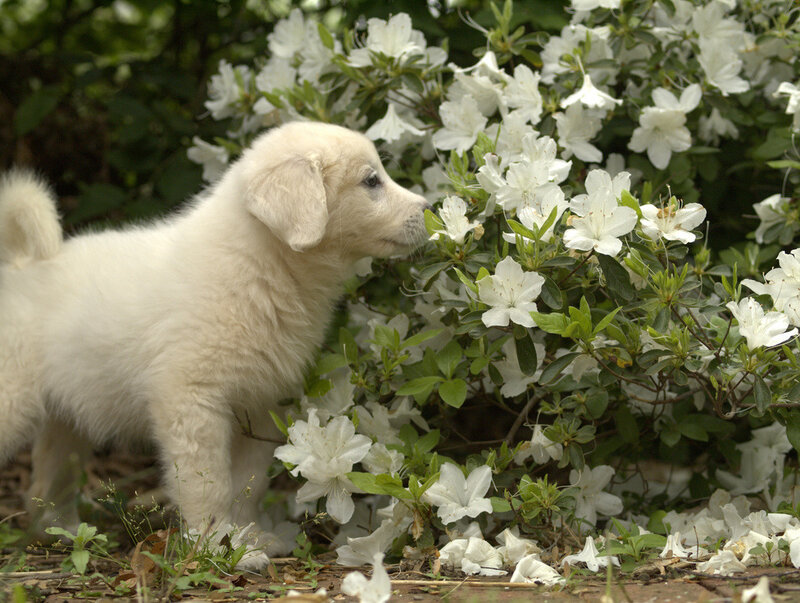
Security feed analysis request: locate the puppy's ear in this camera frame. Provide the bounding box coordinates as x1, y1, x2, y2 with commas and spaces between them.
246, 155, 328, 252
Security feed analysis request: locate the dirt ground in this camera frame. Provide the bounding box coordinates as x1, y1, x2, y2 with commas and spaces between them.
4, 454, 800, 602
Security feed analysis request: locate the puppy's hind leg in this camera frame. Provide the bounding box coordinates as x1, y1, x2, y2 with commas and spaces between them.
27, 417, 90, 535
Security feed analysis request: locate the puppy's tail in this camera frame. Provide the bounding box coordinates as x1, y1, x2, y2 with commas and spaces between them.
0, 169, 62, 264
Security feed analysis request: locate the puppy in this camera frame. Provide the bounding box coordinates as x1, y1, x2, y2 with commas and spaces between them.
0, 121, 429, 568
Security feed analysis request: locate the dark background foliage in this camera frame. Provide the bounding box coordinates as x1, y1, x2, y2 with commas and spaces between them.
0, 0, 566, 235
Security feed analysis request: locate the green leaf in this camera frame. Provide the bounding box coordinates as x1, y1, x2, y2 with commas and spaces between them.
514, 331, 538, 376
14, 86, 62, 135
753, 376, 771, 413
435, 341, 463, 378
416, 429, 441, 454
269, 411, 289, 438
403, 329, 444, 350
452, 267, 478, 294
660, 423, 681, 447
786, 412, 800, 453
425, 208, 444, 236
315, 353, 347, 376
317, 23, 335, 50
766, 159, 800, 170
339, 328, 359, 364
619, 189, 642, 218
491, 496, 513, 513
506, 218, 536, 240
439, 378, 468, 408
396, 376, 443, 396
598, 254, 635, 302
346, 472, 413, 499
593, 307, 621, 336
531, 311, 568, 335
540, 276, 563, 310
615, 406, 639, 444
71, 549, 90, 574
539, 352, 581, 384
45, 526, 76, 541
677, 419, 708, 442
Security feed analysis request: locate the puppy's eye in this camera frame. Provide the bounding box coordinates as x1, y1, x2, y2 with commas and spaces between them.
363, 173, 380, 188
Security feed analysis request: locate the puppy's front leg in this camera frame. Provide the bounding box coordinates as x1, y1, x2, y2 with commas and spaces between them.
150, 392, 234, 535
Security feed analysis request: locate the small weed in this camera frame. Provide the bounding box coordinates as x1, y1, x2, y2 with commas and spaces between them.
45, 523, 114, 575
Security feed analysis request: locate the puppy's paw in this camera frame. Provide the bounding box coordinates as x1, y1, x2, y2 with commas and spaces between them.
235, 549, 270, 572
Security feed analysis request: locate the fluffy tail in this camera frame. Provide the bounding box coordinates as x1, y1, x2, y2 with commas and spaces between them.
0, 169, 62, 264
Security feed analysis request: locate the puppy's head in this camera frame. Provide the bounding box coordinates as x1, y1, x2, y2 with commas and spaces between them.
241, 122, 430, 258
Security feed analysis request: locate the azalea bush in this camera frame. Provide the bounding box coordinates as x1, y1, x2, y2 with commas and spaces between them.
189, 0, 800, 584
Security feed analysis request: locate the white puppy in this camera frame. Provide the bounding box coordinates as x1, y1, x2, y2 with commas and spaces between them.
0, 121, 429, 568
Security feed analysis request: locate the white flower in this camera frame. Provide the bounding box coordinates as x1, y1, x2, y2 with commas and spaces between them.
520, 135, 572, 184
742, 576, 775, 603
299, 372, 355, 422
253, 58, 296, 115
422, 463, 493, 525
504, 64, 544, 125
752, 194, 789, 244
510, 554, 565, 585
514, 425, 563, 464
268, 8, 306, 58
541, 25, 616, 86
789, 529, 800, 568
716, 423, 792, 495
572, 0, 621, 9
698, 40, 749, 96
336, 520, 397, 566
502, 186, 568, 244
349, 14, 426, 66
561, 73, 622, 112
430, 197, 479, 245
450, 53, 507, 117
554, 103, 604, 163
205, 60, 248, 120
725, 298, 798, 350
476, 153, 506, 197
561, 537, 619, 572
432, 95, 488, 154
659, 532, 690, 559
298, 21, 341, 84
640, 201, 706, 244
494, 340, 544, 398
460, 538, 506, 576
496, 528, 541, 565
361, 443, 404, 476
186, 137, 229, 182
564, 169, 638, 256
698, 107, 739, 145
743, 249, 800, 326
439, 538, 468, 568
274, 410, 372, 524
477, 256, 545, 328
775, 81, 800, 131
569, 465, 623, 528
365, 103, 425, 143
342, 553, 392, 603
696, 549, 747, 575
628, 84, 701, 169
496, 160, 554, 213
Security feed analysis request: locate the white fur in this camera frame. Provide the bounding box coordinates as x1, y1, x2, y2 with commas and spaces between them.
0, 170, 62, 265
0, 122, 429, 568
